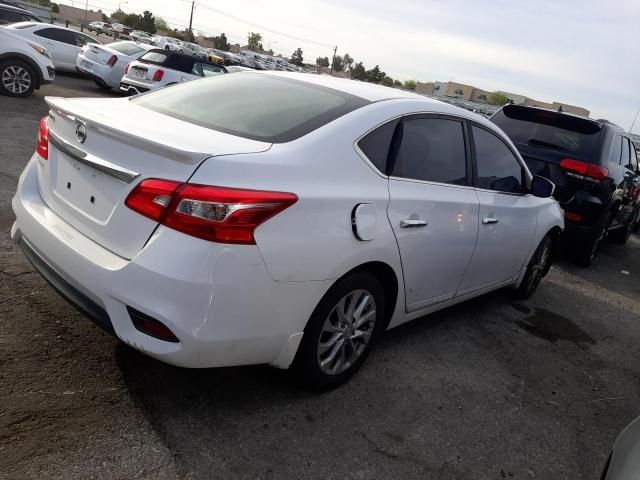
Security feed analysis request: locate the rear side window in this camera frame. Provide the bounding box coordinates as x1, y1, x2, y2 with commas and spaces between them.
200, 62, 225, 77
109, 41, 145, 56
391, 117, 467, 185
358, 119, 399, 173
132, 74, 369, 143
74, 33, 95, 47
491, 107, 602, 158
621, 137, 630, 166
473, 126, 523, 194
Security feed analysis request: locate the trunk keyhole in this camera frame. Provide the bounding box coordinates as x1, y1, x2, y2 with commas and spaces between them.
66, 182, 71, 190
90, 196, 95, 204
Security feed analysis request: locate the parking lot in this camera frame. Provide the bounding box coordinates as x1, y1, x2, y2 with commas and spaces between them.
1, 74, 640, 480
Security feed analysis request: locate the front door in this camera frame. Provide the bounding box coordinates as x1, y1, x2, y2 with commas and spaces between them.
386, 115, 479, 312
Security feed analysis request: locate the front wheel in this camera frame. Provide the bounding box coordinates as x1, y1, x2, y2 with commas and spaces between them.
292, 272, 385, 389
0, 59, 36, 98
512, 235, 553, 299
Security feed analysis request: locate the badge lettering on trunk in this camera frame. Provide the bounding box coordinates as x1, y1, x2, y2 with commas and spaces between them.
75, 124, 87, 144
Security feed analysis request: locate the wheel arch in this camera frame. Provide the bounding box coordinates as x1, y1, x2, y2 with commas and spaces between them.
0, 53, 43, 89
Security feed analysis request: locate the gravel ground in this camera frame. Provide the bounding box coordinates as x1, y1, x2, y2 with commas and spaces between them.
1, 75, 639, 480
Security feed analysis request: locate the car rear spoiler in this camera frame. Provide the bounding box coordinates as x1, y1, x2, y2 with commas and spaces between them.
502, 105, 603, 135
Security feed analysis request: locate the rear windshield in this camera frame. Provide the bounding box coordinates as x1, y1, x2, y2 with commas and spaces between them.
491, 106, 602, 157
109, 41, 145, 56
132, 74, 369, 143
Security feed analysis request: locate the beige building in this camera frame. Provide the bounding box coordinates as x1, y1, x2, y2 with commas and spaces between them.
445, 82, 474, 100
499, 91, 527, 105
471, 88, 490, 103
415, 82, 435, 95
552, 102, 590, 117
523, 98, 555, 109
57, 4, 102, 23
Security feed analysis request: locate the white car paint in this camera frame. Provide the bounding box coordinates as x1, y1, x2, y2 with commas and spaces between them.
6, 22, 97, 71
76, 40, 153, 89
150, 36, 180, 52
0, 25, 55, 96
11, 72, 563, 374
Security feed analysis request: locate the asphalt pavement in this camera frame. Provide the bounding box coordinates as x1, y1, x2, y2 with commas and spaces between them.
1, 74, 639, 480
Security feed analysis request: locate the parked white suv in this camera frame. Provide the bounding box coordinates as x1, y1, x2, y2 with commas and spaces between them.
11, 73, 563, 388
0, 25, 54, 97
119, 48, 226, 94
5, 22, 97, 71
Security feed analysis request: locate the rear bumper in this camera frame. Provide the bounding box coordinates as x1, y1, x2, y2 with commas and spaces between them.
12, 156, 330, 369
119, 81, 150, 95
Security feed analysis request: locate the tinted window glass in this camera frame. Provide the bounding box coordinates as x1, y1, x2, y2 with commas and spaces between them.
132, 74, 369, 143
391, 118, 466, 185
0, 9, 37, 24
108, 41, 145, 56
191, 62, 203, 76
609, 135, 622, 164
630, 145, 639, 172
491, 108, 601, 158
74, 33, 95, 46
621, 137, 630, 167
34, 27, 74, 44
473, 126, 523, 193
358, 119, 399, 173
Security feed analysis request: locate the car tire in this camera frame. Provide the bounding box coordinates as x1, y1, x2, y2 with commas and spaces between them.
573, 211, 612, 267
608, 213, 635, 245
0, 59, 36, 98
94, 79, 111, 90
512, 234, 553, 299
292, 271, 385, 389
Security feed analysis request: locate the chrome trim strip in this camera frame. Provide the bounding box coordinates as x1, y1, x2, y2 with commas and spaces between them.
49, 132, 140, 184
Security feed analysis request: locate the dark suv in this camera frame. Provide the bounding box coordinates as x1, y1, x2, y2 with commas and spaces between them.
492, 105, 640, 266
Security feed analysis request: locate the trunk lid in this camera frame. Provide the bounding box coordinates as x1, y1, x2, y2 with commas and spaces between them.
81, 43, 115, 65
40, 96, 271, 259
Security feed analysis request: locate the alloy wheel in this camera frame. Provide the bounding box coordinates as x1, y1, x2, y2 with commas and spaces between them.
1, 66, 31, 94
316, 289, 377, 375
526, 239, 550, 292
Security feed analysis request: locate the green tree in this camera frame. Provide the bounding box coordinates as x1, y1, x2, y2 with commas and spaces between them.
381, 76, 394, 87
213, 33, 230, 50
138, 10, 156, 33
111, 9, 126, 22
154, 16, 169, 32
488, 92, 509, 106
316, 56, 329, 67
350, 62, 366, 81
393, 79, 402, 87
290, 48, 304, 66
403, 79, 417, 90
331, 55, 343, 72
123, 13, 141, 29
342, 53, 354, 72
365, 65, 385, 83
51, 3, 59, 13
247, 32, 263, 51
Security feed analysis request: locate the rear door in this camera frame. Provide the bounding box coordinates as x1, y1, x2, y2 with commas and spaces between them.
619, 137, 640, 223
32, 27, 77, 69
385, 114, 479, 311
457, 124, 538, 293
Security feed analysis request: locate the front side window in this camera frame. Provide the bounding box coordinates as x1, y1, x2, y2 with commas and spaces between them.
200, 63, 226, 77
473, 126, 523, 194
0, 10, 37, 24
391, 117, 467, 185
34, 27, 74, 45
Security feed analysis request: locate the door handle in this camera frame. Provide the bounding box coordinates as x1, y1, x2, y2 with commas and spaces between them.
400, 219, 427, 228
482, 217, 499, 225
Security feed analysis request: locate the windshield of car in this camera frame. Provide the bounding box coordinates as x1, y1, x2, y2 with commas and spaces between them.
491, 106, 602, 157
132, 74, 369, 143
109, 41, 145, 56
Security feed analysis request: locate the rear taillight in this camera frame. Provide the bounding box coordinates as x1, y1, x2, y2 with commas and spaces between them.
125, 179, 297, 244
560, 158, 609, 181
152, 69, 164, 82
124, 63, 130, 74
565, 211, 582, 222
106, 54, 117, 67
36, 116, 49, 160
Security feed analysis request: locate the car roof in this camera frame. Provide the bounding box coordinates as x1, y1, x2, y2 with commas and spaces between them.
8, 21, 83, 32
253, 71, 426, 103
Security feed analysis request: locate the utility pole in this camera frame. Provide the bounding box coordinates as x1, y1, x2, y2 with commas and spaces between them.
187, 1, 195, 43
329, 45, 337, 75
83, 0, 88, 25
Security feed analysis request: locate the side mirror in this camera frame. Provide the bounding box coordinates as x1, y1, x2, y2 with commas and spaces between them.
531, 175, 555, 198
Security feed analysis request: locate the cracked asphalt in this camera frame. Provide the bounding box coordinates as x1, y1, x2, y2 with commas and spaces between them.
1, 75, 640, 480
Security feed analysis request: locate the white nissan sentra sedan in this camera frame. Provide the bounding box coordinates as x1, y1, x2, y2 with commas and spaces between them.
11, 72, 563, 388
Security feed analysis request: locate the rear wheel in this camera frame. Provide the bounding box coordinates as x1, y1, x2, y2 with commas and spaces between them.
94, 79, 111, 90
513, 234, 553, 299
573, 211, 612, 267
608, 212, 635, 244
0, 59, 36, 98
292, 272, 385, 389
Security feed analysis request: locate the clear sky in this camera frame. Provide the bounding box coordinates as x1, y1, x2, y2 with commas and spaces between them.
64, 0, 640, 131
